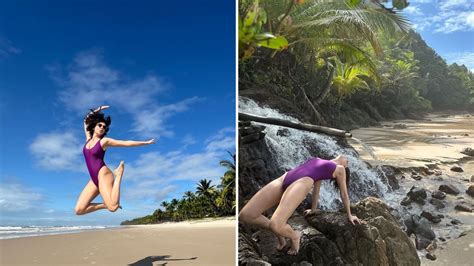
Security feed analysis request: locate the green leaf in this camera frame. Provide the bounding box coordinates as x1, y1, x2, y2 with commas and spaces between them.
254, 32, 276, 41
257, 36, 288, 50
345, 0, 362, 8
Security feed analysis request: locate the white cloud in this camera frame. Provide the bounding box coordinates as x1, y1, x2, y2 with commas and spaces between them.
407, 0, 474, 33
0, 183, 43, 212
444, 51, 474, 69
29, 132, 84, 171
0, 38, 21, 57
122, 127, 235, 202
404, 6, 423, 16
51, 50, 199, 138
439, 0, 470, 10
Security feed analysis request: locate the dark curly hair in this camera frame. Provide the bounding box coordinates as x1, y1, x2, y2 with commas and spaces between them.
84, 109, 111, 138
331, 167, 351, 191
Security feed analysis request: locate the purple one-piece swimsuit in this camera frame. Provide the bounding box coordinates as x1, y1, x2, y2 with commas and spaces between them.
282, 158, 337, 190
83, 138, 106, 187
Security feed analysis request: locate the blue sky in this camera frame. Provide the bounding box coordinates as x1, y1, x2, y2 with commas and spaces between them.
0, 1, 235, 226
402, 0, 474, 71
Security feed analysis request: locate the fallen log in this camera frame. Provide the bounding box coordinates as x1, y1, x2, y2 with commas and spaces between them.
239, 112, 352, 138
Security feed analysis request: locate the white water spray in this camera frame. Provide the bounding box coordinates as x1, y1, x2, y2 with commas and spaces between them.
240, 98, 395, 210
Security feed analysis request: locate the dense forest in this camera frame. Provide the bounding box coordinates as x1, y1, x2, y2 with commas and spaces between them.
121, 154, 235, 225
239, 0, 474, 130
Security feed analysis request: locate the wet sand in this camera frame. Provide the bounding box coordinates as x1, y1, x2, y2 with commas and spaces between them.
422, 229, 474, 265
349, 113, 474, 167
349, 113, 474, 263
0, 219, 236, 265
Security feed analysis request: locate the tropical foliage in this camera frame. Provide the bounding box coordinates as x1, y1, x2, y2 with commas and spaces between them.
121, 154, 236, 225
239, 0, 474, 130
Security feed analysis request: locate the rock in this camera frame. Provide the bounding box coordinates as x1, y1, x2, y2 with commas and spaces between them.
393, 124, 407, 129
434, 170, 442, 176
412, 175, 422, 181
450, 165, 464, 172
426, 253, 437, 261
439, 184, 460, 195
415, 235, 433, 250
429, 198, 445, 209
425, 170, 434, 175
276, 128, 290, 137
298, 261, 312, 266
421, 211, 441, 223
438, 237, 446, 242
451, 219, 462, 225
471, 175, 474, 182
460, 147, 474, 156
404, 215, 435, 239
401, 197, 412, 206
466, 185, 474, 197
459, 231, 468, 237
432, 191, 446, 200
306, 197, 420, 265
407, 186, 427, 204
455, 204, 472, 212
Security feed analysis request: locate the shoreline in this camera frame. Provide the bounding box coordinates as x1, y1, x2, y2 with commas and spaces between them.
0, 218, 236, 265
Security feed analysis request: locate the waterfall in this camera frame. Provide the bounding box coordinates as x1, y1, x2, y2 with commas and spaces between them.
239, 97, 396, 210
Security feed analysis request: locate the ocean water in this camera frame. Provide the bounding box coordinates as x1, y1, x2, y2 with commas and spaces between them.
0, 225, 119, 239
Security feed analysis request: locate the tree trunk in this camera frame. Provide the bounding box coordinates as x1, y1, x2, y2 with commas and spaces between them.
287, 74, 327, 125
315, 66, 336, 105
239, 112, 352, 138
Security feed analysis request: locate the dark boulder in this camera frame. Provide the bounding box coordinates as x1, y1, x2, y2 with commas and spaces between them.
407, 186, 427, 204
460, 147, 474, 156
450, 165, 463, 172
466, 185, 474, 197
431, 191, 446, 200
439, 184, 460, 195
455, 204, 472, 212
429, 198, 445, 209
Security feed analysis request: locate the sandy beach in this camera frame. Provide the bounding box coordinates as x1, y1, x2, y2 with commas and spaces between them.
0, 218, 236, 265
421, 229, 474, 265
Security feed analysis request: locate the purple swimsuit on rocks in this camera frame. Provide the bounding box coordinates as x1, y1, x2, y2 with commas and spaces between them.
83, 138, 106, 187
282, 158, 337, 190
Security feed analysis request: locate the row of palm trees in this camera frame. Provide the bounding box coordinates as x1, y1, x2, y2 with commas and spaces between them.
121, 154, 235, 225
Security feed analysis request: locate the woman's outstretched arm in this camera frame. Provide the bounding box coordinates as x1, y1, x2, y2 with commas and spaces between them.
102, 137, 155, 148
334, 165, 361, 225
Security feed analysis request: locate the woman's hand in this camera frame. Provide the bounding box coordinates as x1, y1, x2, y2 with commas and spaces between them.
303, 209, 319, 216
146, 138, 156, 145
348, 214, 362, 225
94, 105, 110, 112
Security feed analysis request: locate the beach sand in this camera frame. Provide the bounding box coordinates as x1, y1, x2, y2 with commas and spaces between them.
0, 218, 236, 265
421, 229, 474, 266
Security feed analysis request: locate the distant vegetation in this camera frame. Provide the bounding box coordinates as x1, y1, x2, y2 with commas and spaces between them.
239, 0, 474, 129
121, 154, 235, 225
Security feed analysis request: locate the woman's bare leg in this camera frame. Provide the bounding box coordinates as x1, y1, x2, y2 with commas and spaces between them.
75, 180, 107, 215
269, 177, 313, 255
239, 174, 287, 250
98, 161, 125, 212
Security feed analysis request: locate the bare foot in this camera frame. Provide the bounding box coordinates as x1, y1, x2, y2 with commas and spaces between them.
113, 161, 125, 178
276, 235, 287, 251
287, 231, 301, 255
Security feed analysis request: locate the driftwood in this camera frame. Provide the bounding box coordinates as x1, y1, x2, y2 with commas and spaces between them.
239, 112, 352, 138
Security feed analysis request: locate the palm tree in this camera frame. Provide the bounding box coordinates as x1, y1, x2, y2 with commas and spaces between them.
217, 153, 236, 213
196, 179, 216, 198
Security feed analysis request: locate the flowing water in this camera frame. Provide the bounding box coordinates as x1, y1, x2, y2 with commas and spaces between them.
239, 98, 393, 210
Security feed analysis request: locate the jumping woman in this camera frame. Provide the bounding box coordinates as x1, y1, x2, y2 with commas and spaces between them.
75, 105, 155, 215
239, 155, 361, 255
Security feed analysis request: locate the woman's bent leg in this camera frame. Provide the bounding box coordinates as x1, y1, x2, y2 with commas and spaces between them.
75, 180, 104, 215
269, 176, 313, 255
98, 162, 124, 212
239, 174, 287, 249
